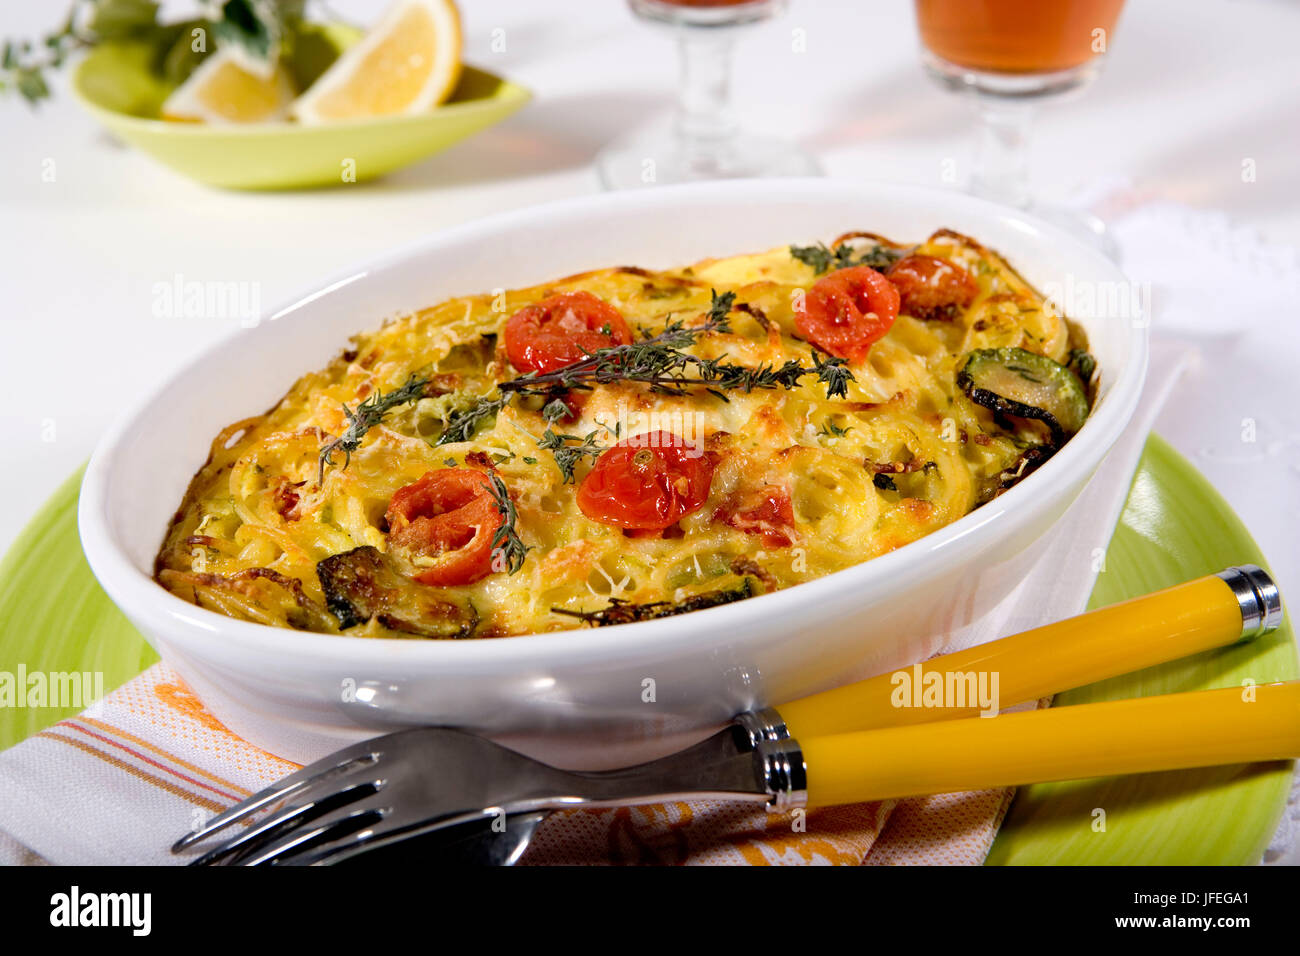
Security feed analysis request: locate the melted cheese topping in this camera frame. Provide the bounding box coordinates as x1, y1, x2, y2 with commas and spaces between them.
155, 230, 1086, 638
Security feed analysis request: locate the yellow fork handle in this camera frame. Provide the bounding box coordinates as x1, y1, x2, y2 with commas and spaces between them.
779, 571, 1266, 740
800, 680, 1300, 808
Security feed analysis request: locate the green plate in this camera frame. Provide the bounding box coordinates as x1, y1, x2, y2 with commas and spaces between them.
70, 24, 531, 190
0, 467, 157, 747
1, 436, 1294, 863
987, 435, 1298, 865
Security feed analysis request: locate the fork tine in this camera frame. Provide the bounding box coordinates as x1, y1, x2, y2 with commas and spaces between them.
280, 824, 431, 867
261, 807, 516, 866
234, 805, 388, 866
187, 780, 381, 866
172, 740, 383, 853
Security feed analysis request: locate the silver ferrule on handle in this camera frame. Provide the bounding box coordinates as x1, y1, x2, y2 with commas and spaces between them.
754, 735, 808, 812
734, 706, 790, 748
1216, 565, 1283, 640
732, 708, 807, 810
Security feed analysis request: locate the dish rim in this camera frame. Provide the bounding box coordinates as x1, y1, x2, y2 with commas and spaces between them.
79, 179, 1149, 667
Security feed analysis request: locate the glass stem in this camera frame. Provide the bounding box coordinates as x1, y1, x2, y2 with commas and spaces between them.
674, 28, 738, 168
969, 96, 1034, 209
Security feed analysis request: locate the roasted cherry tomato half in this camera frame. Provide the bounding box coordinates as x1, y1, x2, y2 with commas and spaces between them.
577, 431, 715, 530
717, 485, 796, 548
504, 291, 633, 375
385, 469, 502, 586
794, 265, 900, 363
886, 254, 978, 321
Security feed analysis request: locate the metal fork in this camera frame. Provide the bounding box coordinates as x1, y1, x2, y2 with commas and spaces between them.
176, 678, 1300, 865
174, 721, 780, 865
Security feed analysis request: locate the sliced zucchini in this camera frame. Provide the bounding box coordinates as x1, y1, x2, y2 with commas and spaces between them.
317, 546, 478, 638
957, 347, 1090, 445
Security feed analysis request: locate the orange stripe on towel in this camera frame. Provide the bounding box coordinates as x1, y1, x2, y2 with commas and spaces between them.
58, 723, 244, 803
37, 731, 230, 815
76, 716, 254, 799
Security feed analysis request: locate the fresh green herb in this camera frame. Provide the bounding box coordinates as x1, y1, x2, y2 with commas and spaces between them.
211, 0, 302, 66
789, 243, 835, 273
522, 456, 538, 465
442, 457, 457, 467
704, 289, 737, 325
2, 0, 305, 106
538, 428, 604, 483
541, 397, 574, 423
790, 240, 905, 275
820, 418, 853, 439
2, 1, 156, 105
318, 374, 430, 481
811, 348, 853, 399
494, 289, 737, 398
553, 579, 754, 627
436, 394, 510, 446
486, 473, 528, 575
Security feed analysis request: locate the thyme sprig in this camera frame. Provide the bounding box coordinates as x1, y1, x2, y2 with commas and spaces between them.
811, 348, 853, 399
430, 292, 739, 449
1, 4, 91, 104
486, 472, 529, 575
497, 289, 740, 398
435, 394, 511, 447
790, 240, 906, 275
820, 418, 853, 439
538, 428, 605, 483
499, 289, 852, 400
318, 374, 431, 482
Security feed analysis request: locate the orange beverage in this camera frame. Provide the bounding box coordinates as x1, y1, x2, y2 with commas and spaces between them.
916, 0, 1125, 74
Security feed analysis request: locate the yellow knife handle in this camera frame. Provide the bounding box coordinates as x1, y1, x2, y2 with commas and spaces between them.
796, 680, 1300, 808
778, 567, 1281, 740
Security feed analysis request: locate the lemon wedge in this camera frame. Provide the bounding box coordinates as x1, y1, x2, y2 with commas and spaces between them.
290, 0, 463, 124
160, 48, 295, 124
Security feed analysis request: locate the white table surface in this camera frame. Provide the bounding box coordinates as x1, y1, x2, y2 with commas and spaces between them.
1, 0, 1298, 861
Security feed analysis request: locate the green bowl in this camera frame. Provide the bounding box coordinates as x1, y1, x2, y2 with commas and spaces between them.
70, 25, 531, 190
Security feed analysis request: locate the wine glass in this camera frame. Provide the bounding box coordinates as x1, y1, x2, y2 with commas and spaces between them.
915, 0, 1126, 257
596, 0, 821, 190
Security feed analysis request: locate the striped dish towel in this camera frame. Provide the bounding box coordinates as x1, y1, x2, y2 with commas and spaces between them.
0, 348, 1187, 866
0, 663, 1014, 865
